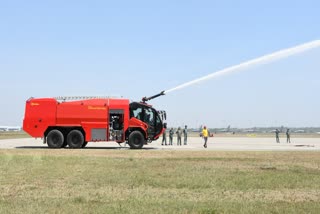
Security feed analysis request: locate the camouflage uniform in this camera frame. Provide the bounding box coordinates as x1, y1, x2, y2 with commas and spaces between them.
275, 129, 280, 143
286, 129, 291, 143
176, 127, 182, 146
183, 125, 188, 145
162, 129, 167, 145
169, 128, 174, 145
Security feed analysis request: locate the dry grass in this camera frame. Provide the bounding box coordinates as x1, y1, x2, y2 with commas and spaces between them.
0, 150, 320, 213
0, 131, 29, 140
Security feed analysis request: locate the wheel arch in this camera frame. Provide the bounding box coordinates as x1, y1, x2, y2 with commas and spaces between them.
125, 127, 147, 141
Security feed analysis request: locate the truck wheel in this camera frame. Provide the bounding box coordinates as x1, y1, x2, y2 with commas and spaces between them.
67, 130, 84, 148
47, 130, 64, 148
128, 131, 145, 149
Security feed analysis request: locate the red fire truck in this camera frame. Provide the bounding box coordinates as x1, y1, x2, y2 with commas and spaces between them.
23, 92, 166, 149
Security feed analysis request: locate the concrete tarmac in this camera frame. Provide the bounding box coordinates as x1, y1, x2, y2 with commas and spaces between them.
0, 137, 320, 151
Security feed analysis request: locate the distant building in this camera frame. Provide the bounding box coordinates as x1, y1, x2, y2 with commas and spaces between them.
0, 126, 22, 132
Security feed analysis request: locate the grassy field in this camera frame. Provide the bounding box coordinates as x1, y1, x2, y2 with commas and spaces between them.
0, 150, 319, 213
0, 131, 29, 140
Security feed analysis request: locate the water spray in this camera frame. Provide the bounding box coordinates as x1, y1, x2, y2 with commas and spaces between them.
164, 40, 320, 94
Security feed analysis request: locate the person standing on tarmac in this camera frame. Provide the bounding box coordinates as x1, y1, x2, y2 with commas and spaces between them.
183, 125, 188, 145
286, 129, 291, 143
161, 127, 167, 146
176, 127, 182, 146
169, 128, 174, 145
202, 126, 209, 148
275, 129, 280, 143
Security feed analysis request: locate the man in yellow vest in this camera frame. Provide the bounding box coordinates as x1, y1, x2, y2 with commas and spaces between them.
202, 126, 209, 148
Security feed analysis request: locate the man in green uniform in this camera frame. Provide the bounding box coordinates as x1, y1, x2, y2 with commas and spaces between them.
169, 128, 174, 145
161, 127, 167, 146
176, 127, 182, 146
183, 125, 188, 145
275, 129, 280, 143
286, 129, 291, 143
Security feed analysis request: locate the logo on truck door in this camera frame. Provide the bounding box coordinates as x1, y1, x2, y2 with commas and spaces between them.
88, 106, 107, 110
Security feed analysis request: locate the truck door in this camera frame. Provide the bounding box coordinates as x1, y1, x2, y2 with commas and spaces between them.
144, 107, 156, 138
140, 106, 163, 140
109, 109, 124, 142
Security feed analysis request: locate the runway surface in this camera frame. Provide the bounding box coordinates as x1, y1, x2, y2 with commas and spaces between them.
1, 137, 320, 151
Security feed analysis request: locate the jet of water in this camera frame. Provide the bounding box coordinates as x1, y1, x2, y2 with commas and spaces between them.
165, 40, 320, 94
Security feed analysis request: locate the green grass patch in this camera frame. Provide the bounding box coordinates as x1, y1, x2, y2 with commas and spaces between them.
0, 150, 319, 213
0, 131, 29, 140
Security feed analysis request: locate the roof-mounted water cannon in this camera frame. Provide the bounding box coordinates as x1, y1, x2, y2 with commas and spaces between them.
141, 91, 165, 103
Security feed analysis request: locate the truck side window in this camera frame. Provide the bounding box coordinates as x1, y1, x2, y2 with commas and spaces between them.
132, 108, 143, 120
144, 108, 155, 124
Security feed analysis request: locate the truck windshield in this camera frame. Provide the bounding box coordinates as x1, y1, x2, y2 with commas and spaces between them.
130, 102, 156, 124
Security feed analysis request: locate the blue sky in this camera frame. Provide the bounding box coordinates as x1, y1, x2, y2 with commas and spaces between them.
0, 0, 319, 128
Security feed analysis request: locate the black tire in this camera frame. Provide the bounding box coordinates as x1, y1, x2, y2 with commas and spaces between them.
67, 130, 84, 148
81, 141, 88, 148
47, 130, 64, 148
128, 131, 145, 149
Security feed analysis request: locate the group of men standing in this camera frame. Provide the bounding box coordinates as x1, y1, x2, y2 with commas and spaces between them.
163, 126, 293, 147
162, 125, 210, 148
275, 128, 291, 143
162, 125, 188, 146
